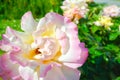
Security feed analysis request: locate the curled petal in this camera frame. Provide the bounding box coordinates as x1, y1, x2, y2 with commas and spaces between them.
59, 22, 88, 68
0, 27, 22, 52
36, 12, 64, 31
56, 28, 69, 54
5, 27, 17, 39
21, 11, 37, 33
3, 27, 20, 43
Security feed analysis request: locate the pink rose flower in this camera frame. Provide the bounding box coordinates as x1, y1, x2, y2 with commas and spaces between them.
103, 5, 120, 17
0, 11, 88, 80
61, 0, 89, 24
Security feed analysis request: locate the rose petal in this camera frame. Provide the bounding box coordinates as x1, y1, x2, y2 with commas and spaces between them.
5, 27, 16, 38
16, 32, 34, 44
0, 27, 23, 52
0, 36, 12, 52
63, 47, 88, 68
0, 54, 22, 80
36, 12, 64, 32
44, 66, 80, 80
21, 11, 37, 33
3, 27, 21, 44
56, 28, 69, 54
19, 66, 38, 80
10, 51, 28, 67
59, 22, 88, 68
39, 64, 52, 78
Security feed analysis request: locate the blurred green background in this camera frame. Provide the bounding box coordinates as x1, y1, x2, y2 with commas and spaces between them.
0, 0, 120, 80
0, 0, 62, 19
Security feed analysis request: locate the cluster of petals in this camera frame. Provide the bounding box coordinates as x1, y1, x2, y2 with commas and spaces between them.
61, 0, 89, 24
102, 5, 120, 17
94, 16, 113, 30
0, 11, 88, 80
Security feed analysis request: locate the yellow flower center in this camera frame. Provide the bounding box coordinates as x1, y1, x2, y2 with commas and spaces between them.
23, 24, 62, 64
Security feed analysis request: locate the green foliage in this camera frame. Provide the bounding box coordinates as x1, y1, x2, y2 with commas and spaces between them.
0, 0, 63, 19
78, 2, 120, 80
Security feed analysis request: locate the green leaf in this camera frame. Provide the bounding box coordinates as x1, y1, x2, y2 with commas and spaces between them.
89, 47, 102, 58
0, 50, 5, 56
115, 76, 120, 80
109, 32, 119, 41
91, 25, 100, 33
115, 52, 120, 63
81, 24, 89, 33
95, 35, 102, 42
104, 44, 119, 52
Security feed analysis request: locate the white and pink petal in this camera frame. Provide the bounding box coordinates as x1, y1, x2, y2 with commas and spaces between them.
21, 11, 37, 33
0, 54, 22, 80
19, 66, 38, 80
44, 66, 80, 80
58, 22, 88, 68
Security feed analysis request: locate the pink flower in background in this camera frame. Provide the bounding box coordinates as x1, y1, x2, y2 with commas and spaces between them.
61, 0, 89, 24
103, 5, 120, 17
0, 12, 88, 80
